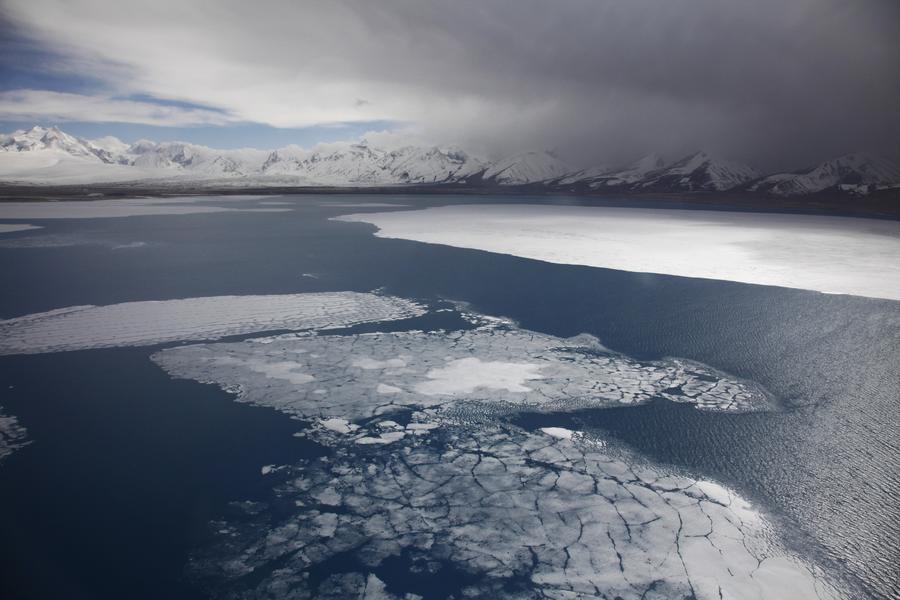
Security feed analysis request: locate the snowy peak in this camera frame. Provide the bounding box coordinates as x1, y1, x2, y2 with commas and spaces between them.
572, 153, 670, 189
751, 153, 900, 196
383, 146, 484, 184
1, 125, 115, 163
639, 151, 758, 191
483, 151, 574, 184
88, 135, 130, 156
630, 152, 667, 174
1, 125, 896, 196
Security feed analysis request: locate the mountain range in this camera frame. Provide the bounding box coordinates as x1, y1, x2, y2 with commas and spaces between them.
2, 126, 898, 196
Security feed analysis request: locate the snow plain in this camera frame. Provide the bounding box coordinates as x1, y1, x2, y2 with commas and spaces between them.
0, 293, 425, 355
337, 204, 900, 301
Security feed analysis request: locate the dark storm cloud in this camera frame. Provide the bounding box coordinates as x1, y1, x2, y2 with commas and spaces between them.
1, 0, 898, 168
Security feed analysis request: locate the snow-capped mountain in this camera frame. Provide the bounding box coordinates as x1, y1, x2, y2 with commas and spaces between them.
0, 126, 495, 186
1, 125, 115, 163
637, 151, 758, 192
272, 142, 391, 185
481, 151, 573, 185
260, 142, 485, 185
2, 126, 897, 195
382, 146, 485, 184
127, 141, 268, 177
748, 153, 900, 196
564, 153, 668, 189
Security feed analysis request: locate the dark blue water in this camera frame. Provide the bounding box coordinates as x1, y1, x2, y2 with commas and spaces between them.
0, 194, 897, 599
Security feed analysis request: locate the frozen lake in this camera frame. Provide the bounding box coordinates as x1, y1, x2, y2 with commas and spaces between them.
0, 194, 897, 599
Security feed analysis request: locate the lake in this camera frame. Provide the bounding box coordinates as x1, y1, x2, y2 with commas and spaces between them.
0, 194, 897, 599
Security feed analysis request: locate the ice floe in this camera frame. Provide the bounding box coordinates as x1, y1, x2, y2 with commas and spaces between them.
0, 196, 285, 220
0, 407, 29, 462
154, 327, 770, 416
0, 223, 41, 234
336, 204, 900, 301
319, 418, 360, 435
155, 309, 843, 598
0, 293, 425, 355
190, 420, 840, 599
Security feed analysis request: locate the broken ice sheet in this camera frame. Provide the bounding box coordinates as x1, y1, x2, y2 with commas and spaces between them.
153, 316, 844, 598
189, 421, 841, 600
153, 327, 772, 418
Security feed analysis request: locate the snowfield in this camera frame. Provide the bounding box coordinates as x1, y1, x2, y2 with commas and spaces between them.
336, 204, 900, 301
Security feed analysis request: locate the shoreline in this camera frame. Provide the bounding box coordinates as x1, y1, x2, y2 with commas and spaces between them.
1, 183, 898, 220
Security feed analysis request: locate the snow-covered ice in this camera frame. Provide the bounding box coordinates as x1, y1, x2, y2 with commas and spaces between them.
336, 204, 900, 301
540, 426, 577, 440
151, 306, 844, 598
413, 357, 545, 395
0, 407, 29, 462
153, 326, 770, 418
0, 223, 41, 234
0, 292, 425, 355
0, 196, 284, 220
183, 390, 839, 599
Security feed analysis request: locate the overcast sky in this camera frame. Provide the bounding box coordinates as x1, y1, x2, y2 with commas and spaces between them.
1, 0, 898, 170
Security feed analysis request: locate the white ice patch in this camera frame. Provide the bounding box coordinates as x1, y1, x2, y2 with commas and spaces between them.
354, 431, 406, 445
197, 422, 841, 600
156, 310, 841, 598
352, 357, 408, 370
414, 357, 544, 395
0, 292, 425, 355
541, 426, 576, 440
319, 418, 359, 435
216, 358, 314, 385
375, 383, 402, 394
0, 196, 283, 220
0, 407, 29, 462
336, 204, 900, 301
154, 327, 769, 416
0, 223, 41, 234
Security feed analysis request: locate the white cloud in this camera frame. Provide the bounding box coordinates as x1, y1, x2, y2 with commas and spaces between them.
0, 90, 236, 126
2, 0, 898, 168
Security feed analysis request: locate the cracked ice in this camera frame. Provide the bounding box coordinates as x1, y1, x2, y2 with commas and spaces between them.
154, 326, 771, 418
153, 316, 842, 599
189, 418, 839, 599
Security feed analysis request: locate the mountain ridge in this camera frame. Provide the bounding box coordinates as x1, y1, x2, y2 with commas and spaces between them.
2, 126, 898, 196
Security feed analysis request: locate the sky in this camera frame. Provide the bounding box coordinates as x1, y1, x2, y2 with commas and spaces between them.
1, 0, 898, 170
